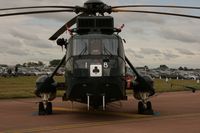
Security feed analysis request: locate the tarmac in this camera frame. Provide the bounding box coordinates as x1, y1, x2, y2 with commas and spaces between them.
0, 91, 200, 133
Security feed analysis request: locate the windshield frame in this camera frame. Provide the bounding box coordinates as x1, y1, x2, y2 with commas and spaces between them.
71, 34, 119, 56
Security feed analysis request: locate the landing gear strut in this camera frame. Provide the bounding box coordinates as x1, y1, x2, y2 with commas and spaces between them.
86, 93, 106, 110
38, 94, 53, 115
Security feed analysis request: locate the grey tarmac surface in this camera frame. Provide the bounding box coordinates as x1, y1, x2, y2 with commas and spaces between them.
0, 91, 200, 133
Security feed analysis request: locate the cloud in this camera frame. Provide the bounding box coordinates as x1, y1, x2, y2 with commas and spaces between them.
10, 28, 38, 40
0, 0, 200, 68
6, 27, 53, 49
159, 28, 200, 44
24, 39, 53, 49
140, 48, 162, 55
162, 51, 179, 60
127, 48, 180, 61
175, 48, 195, 55
129, 27, 144, 34
125, 49, 144, 58
6, 49, 29, 56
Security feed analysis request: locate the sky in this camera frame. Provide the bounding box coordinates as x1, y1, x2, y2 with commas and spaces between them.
0, 0, 200, 68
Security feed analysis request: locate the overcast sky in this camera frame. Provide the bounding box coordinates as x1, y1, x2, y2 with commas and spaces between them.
0, 0, 200, 68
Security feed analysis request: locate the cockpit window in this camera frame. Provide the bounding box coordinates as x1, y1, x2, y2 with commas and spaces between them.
73, 38, 118, 56
102, 39, 118, 55
90, 39, 102, 55
73, 39, 89, 55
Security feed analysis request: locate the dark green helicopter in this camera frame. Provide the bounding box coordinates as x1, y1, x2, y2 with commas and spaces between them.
0, 0, 199, 115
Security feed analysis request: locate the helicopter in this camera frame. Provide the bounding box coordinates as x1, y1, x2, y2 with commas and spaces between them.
0, 0, 199, 115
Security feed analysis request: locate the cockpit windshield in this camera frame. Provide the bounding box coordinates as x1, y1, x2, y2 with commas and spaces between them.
73, 38, 118, 56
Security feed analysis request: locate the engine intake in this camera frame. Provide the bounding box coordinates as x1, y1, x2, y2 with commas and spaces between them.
35, 75, 57, 101
132, 75, 155, 101
133, 75, 155, 95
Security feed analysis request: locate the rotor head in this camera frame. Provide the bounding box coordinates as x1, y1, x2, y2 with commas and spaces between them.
82, 0, 112, 15
85, 0, 104, 4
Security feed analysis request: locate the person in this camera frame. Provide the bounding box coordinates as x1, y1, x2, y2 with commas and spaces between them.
7, 68, 12, 77
14, 66, 18, 76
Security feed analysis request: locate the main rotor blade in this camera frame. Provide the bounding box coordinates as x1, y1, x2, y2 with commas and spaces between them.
49, 16, 77, 41
112, 5, 200, 10
0, 6, 76, 11
112, 9, 200, 19
49, 13, 85, 41
0, 10, 74, 17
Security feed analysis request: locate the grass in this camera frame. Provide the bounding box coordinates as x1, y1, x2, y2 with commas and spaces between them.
0, 76, 65, 99
154, 79, 200, 92
0, 76, 199, 99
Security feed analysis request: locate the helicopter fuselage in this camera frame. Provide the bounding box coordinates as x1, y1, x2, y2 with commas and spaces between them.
64, 34, 127, 107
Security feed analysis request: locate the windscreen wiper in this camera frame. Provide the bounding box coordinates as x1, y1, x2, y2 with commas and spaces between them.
104, 46, 113, 56
78, 46, 87, 56
78, 42, 87, 56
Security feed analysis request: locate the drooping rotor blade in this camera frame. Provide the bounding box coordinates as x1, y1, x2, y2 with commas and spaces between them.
49, 13, 85, 41
0, 9, 74, 17
50, 55, 66, 79
125, 56, 141, 78
112, 9, 200, 19
112, 5, 200, 10
0, 6, 76, 11
49, 16, 77, 41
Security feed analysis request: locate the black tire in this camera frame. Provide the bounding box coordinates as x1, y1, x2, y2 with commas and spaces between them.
145, 101, 154, 115
46, 102, 53, 115
138, 101, 145, 114
147, 101, 152, 110
38, 102, 45, 115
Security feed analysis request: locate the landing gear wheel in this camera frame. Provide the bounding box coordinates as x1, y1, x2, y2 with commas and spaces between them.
38, 102, 53, 115
147, 101, 152, 110
138, 101, 145, 114
138, 101, 154, 115
38, 102, 45, 115
46, 102, 53, 115
145, 101, 154, 115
